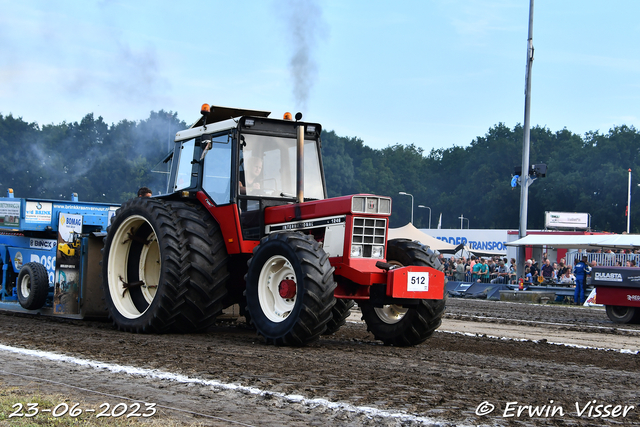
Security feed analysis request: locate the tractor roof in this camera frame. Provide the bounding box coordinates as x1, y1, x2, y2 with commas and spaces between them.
190, 105, 271, 128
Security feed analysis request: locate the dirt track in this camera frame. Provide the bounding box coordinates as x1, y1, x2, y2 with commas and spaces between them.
1, 298, 639, 426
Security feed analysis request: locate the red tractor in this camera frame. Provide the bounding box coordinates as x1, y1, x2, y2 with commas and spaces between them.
101, 105, 446, 346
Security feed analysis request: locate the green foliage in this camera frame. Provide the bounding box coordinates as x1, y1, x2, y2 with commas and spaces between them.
2, 111, 639, 233
0, 111, 185, 203
321, 123, 640, 232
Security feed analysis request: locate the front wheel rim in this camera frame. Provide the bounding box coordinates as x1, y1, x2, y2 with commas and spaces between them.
375, 259, 408, 324
374, 305, 408, 324
257, 255, 297, 323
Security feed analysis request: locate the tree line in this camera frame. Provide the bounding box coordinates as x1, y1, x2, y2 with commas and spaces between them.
322, 124, 640, 232
1, 112, 639, 232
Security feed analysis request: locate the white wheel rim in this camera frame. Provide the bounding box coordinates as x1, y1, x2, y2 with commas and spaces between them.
374, 305, 408, 324
20, 274, 31, 298
257, 255, 297, 323
107, 215, 160, 319
374, 259, 408, 324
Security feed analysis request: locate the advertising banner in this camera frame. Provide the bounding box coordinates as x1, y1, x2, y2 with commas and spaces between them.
0, 200, 20, 227
592, 266, 640, 289
7, 246, 56, 285
25, 201, 53, 224
54, 213, 82, 314
545, 211, 590, 229
421, 229, 509, 253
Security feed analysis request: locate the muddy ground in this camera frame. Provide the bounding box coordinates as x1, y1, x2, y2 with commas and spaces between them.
1, 298, 639, 426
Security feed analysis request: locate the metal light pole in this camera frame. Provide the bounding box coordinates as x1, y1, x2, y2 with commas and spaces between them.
628, 168, 632, 233
399, 192, 414, 224
517, 0, 535, 280
458, 214, 468, 230
418, 205, 431, 229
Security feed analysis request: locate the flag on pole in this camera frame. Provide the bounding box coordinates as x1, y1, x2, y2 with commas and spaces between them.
437, 213, 442, 229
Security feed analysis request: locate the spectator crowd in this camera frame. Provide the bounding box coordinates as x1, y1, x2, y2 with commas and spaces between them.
441, 248, 640, 286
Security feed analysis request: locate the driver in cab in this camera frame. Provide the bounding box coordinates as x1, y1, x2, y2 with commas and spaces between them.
239, 157, 263, 195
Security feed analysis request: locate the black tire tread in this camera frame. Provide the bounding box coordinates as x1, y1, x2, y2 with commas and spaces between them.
360, 238, 447, 346
324, 299, 355, 335
605, 305, 640, 324
245, 232, 336, 346
17, 262, 50, 310
102, 197, 187, 333
166, 201, 230, 332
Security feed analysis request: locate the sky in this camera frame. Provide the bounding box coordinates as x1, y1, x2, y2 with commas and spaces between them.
1, 0, 639, 152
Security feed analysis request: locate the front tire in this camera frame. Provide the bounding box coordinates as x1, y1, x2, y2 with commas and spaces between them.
17, 262, 50, 310
245, 232, 336, 345
360, 239, 446, 346
605, 305, 640, 324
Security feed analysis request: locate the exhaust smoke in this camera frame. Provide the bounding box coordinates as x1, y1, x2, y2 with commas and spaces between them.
277, 0, 328, 112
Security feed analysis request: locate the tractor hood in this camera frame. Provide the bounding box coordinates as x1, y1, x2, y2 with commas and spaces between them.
264, 194, 392, 224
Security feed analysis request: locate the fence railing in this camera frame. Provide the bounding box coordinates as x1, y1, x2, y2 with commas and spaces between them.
564, 250, 640, 267
446, 271, 517, 284
445, 271, 578, 286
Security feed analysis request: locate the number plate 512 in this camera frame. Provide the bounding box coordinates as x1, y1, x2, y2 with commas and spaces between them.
407, 272, 429, 292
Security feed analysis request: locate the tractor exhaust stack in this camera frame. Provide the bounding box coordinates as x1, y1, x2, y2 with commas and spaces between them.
296, 112, 304, 203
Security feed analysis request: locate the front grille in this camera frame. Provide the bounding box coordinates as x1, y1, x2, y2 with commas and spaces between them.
352, 217, 386, 257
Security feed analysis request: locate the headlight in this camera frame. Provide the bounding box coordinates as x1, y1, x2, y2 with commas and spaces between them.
351, 196, 391, 215
371, 245, 384, 259
352, 196, 365, 213
351, 245, 363, 257
378, 198, 391, 214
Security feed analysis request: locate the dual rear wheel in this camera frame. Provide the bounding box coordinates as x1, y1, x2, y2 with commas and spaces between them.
102, 198, 229, 333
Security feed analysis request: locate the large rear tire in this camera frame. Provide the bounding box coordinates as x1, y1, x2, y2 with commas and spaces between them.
166, 202, 229, 331
605, 305, 640, 324
102, 198, 230, 333
360, 239, 446, 346
245, 232, 336, 345
17, 262, 50, 310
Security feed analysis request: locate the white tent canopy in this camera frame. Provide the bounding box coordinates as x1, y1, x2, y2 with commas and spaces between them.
506, 234, 640, 250
388, 223, 459, 253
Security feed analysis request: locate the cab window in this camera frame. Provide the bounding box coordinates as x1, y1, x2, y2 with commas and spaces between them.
203, 134, 232, 205
174, 138, 195, 191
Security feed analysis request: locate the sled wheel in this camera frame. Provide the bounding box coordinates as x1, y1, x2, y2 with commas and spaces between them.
245, 232, 336, 345
605, 305, 640, 324
17, 262, 50, 310
323, 298, 355, 335
360, 239, 447, 346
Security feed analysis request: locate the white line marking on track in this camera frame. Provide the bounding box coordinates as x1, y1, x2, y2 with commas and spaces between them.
0, 344, 457, 426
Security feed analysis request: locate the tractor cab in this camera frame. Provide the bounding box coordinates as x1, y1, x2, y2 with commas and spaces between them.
159, 105, 326, 241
